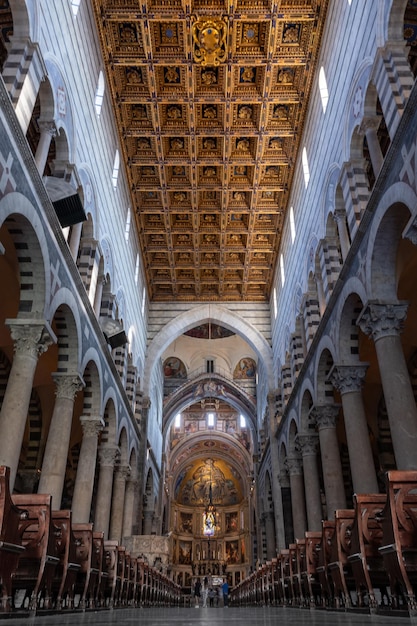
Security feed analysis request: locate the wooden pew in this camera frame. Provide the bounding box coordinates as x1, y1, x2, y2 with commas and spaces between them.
316, 520, 335, 606
71, 524, 103, 609
300, 531, 322, 608
102, 540, 123, 607
282, 545, 295, 605
0, 466, 26, 611
378, 470, 417, 615
11, 494, 60, 611
327, 509, 355, 608
51, 510, 81, 608
293, 538, 305, 606
347, 493, 389, 610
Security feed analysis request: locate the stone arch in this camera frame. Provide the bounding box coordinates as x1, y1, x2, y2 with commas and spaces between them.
118, 427, 129, 465
299, 387, 314, 433
343, 60, 373, 161
337, 291, 366, 364
80, 359, 102, 418
366, 183, 416, 300
142, 303, 274, 394
387, 0, 410, 42
315, 345, 336, 406
288, 418, 299, 455
48, 291, 82, 368
101, 397, 117, 448
78, 166, 98, 231
162, 374, 257, 438
43, 55, 76, 162
0, 200, 49, 317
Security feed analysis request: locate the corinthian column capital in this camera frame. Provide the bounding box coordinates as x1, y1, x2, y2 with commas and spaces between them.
52, 372, 85, 400
328, 363, 368, 395
357, 301, 408, 342
6, 318, 56, 358
311, 404, 340, 430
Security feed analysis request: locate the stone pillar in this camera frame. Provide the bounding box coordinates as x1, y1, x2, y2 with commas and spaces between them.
278, 469, 294, 547
267, 392, 286, 550
358, 302, 417, 469
137, 398, 150, 533
312, 405, 346, 520
71, 416, 104, 523
93, 276, 105, 318
286, 455, 307, 540
143, 509, 154, 535
109, 464, 130, 542
38, 373, 84, 508
264, 510, 276, 560
94, 445, 119, 539
334, 209, 350, 262
69, 222, 83, 261
122, 475, 138, 539
361, 117, 384, 177
297, 434, 322, 531
35, 121, 57, 175
0, 319, 55, 489
329, 364, 379, 494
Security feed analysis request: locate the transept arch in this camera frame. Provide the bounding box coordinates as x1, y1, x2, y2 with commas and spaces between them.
142, 303, 274, 394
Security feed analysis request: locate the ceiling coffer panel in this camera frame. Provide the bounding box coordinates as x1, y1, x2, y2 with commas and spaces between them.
92, 0, 328, 301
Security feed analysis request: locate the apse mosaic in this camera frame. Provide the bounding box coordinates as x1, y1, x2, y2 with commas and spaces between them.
174, 458, 243, 506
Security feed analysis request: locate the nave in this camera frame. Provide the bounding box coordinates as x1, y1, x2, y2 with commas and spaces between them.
0, 608, 412, 626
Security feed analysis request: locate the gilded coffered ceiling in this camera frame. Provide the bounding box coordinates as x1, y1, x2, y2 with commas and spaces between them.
92, 0, 328, 302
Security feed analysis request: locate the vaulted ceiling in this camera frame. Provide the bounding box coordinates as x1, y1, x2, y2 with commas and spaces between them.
92, 0, 329, 302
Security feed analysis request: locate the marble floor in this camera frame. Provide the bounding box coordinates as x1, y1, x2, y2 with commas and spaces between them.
0, 607, 414, 626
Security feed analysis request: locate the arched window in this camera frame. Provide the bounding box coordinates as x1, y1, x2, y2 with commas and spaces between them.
302, 147, 310, 188
290, 206, 296, 243
125, 207, 132, 241
273, 287, 278, 318
318, 66, 329, 114
71, 0, 81, 16
135, 253, 140, 285
280, 253, 285, 286
112, 149, 120, 189
95, 70, 105, 116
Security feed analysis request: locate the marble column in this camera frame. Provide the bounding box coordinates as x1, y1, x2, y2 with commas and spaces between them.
109, 464, 130, 542
93, 276, 105, 318
361, 117, 384, 178
278, 469, 294, 547
312, 404, 346, 520
137, 398, 150, 533
334, 209, 350, 262
38, 373, 84, 508
0, 319, 55, 489
35, 120, 57, 175
297, 434, 322, 531
122, 475, 138, 539
268, 391, 286, 550
329, 364, 379, 494
286, 454, 307, 540
358, 302, 417, 469
94, 445, 119, 539
68, 222, 83, 261
143, 509, 154, 535
71, 415, 104, 523
264, 510, 276, 560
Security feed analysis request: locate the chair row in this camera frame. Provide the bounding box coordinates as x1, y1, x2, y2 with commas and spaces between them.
0, 466, 180, 613
231, 470, 417, 618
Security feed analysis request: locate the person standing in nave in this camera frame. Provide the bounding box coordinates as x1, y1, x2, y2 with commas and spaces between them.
194, 577, 201, 607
